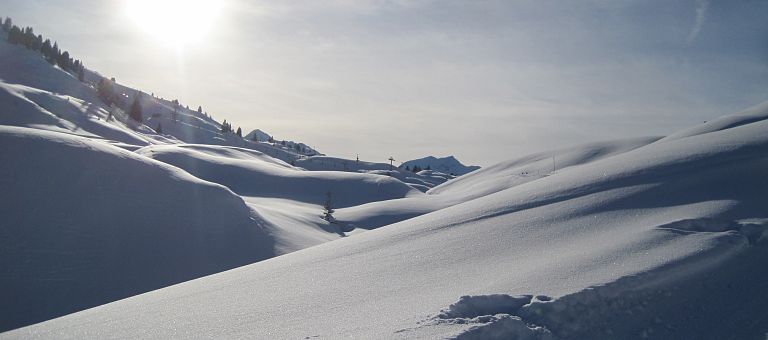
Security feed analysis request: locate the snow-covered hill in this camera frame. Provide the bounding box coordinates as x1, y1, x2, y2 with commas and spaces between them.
0, 126, 276, 332
135, 144, 421, 208
243, 128, 271, 142
7, 103, 767, 339
0, 32, 421, 330
401, 155, 480, 176
295, 155, 454, 192
2, 18, 768, 339
334, 137, 657, 230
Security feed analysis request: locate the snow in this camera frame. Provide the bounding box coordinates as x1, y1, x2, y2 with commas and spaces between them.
334, 136, 658, 230
0, 126, 275, 332
5, 102, 767, 339
295, 155, 454, 192
135, 144, 421, 208
401, 155, 480, 176
243, 128, 271, 142
2, 27, 768, 339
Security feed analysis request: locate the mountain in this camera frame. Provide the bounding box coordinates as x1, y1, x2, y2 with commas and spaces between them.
244, 128, 321, 156
401, 155, 480, 176
0, 28, 447, 331
244, 128, 272, 142
3, 18, 768, 339
7, 103, 768, 339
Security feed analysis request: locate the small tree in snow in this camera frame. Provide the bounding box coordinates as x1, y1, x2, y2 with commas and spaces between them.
155, 122, 163, 134
128, 93, 143, 123
323, 191, 335, 222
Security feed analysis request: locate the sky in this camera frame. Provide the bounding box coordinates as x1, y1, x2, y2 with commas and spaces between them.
3, 0, 768, 166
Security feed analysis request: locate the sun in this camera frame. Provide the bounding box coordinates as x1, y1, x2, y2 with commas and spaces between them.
124, 0, 222, 46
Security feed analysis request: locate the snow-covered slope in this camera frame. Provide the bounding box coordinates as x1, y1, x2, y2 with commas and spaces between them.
0, 36, 318, 161
295, 155, 454, 192
659, 100, 768, 142
0, 126, 275, 332
9, 104, 767, 339
334, 137, 658, 230
135, 144, 421, 208
429, 136, 658, 197
401, 155, 480, 176
243, 128, 271, 142
0, 82, 154, 145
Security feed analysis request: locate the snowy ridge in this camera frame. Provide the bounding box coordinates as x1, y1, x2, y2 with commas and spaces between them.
334, 136, 657, 230
401, 155, 480, 176
0, 126, 276, 332
135, 144, 421, 208
295, 155, 454, 192
6, 102, 767, 339
2, 20, 768, 339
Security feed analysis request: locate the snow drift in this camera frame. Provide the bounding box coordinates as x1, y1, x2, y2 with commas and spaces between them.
136, 144, 422, 208
7, 103, 767, 339
0, 126, 275, 332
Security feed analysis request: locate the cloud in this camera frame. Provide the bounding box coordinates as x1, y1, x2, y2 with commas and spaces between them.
686, 0, 709, 44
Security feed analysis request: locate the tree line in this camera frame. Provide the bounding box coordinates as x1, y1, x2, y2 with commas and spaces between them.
2, 16, 85, 81
2, 15, 315, 154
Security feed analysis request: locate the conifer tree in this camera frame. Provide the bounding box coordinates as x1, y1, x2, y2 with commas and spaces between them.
41, 39, 51, 57
128, 93, 143, 123
155, 122, 163, 134
8, 25, 21, 44
323, 191, 335, 221
2, 17, 11, 32
97, 78, 114, 104
236, 127, 242, 137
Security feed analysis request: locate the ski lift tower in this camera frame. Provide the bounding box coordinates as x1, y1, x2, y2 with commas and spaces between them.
388, 156, 396, 176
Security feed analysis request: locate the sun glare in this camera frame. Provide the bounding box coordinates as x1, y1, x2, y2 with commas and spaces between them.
124, 0, 222, 46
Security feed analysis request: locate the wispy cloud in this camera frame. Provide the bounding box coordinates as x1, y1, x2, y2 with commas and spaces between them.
686, 0, 709, 44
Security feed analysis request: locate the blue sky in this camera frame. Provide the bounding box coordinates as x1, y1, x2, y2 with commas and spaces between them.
3, 0, 767, 165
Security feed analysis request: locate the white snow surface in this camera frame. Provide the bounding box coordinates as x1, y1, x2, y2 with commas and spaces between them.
2, 30, 768, 339
5, 103, 768, 339
135, 144, 421, 208
335, 136, 658, 230
0, 126, 276, 332
401, 155, 480, 175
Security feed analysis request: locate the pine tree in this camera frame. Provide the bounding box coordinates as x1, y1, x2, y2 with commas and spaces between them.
41, 39, 51, 58
77, 65, 85, 82
155, 122, 163, 134
128, 93, 143, 123
8, 25, 21, 44
197, 106, 202, 114
59, 51, 70, 70
323, 191, 335, 222
2, 17, 11, 32
97, 78, 114, 104
33, 34, 42, 51
236, 127, 242, 137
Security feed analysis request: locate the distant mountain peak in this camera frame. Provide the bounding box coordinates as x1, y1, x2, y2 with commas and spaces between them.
400, 155, 480, 176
